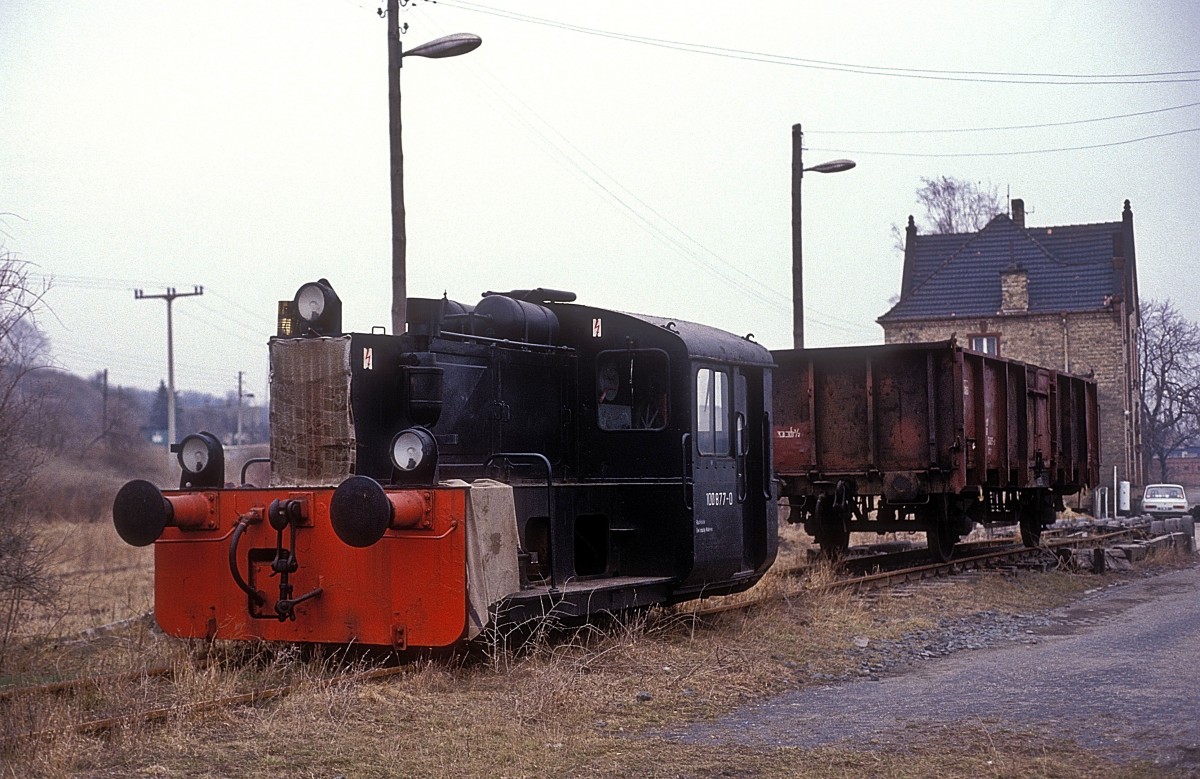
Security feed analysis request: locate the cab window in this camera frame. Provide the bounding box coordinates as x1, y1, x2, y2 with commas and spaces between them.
696, 367, 729, 455
596, 349, 669, 431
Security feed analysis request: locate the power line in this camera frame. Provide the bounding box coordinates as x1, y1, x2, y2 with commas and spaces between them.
819, 101, 1200, 135
810, 126, 1200, 158
437, 1, 1200, 85
410, 6, 877, 338
35, 272, 187, 291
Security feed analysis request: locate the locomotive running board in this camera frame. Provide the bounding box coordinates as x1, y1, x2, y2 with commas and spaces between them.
496, 575, 675, 625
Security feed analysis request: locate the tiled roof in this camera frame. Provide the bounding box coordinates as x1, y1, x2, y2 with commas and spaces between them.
879, 213, 1124, 322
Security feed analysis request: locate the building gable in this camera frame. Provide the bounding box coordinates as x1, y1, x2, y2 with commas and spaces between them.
881, 204, 1130, 323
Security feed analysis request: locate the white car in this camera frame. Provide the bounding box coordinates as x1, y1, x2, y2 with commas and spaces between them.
1142, 483, 1190, 518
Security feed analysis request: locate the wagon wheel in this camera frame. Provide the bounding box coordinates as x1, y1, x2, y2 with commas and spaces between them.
1019, 517, 1042, 547
925, 496, 959, 563
1017, 491, 1050, 547
817, 522, 851, 558
813, 495, 851, 558
926, 521, 957, 562
1018, 507, 1043, 547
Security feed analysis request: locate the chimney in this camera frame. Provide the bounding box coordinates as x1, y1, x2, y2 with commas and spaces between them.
1000, 264, 1029, 313
899, 215, 918, 298
1011, 198, 1025, 229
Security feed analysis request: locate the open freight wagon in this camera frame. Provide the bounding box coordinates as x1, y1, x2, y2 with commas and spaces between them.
772, 340, 1099, 560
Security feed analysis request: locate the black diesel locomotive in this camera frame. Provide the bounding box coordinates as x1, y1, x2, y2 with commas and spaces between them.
113, 280, 777, 647
112, 279, 1101, 648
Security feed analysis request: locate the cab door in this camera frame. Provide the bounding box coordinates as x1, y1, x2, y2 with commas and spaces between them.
687, 363, 746, 581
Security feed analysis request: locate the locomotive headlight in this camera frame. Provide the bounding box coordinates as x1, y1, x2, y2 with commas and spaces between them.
170, 431, 225, 489
390, 427, 438, 484
291, 278, 342, 336
295, 282, 329, 322
178, 435, 212, 473
391, 427, 435, 472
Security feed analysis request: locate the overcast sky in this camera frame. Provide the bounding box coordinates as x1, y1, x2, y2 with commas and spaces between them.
1, 0, 1197, 402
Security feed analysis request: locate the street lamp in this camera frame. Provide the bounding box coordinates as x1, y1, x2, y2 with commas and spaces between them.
387, 1, 481, 336
791, 123, 855, 349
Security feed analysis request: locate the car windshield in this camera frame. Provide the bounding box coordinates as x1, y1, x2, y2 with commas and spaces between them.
1145, 486, 1185, 499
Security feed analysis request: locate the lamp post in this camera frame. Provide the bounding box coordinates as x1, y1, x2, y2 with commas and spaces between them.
387, 1, 481, 336
791, 123, 855, 349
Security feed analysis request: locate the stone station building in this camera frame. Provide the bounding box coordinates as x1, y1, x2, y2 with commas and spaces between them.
877, 198, 1143, 496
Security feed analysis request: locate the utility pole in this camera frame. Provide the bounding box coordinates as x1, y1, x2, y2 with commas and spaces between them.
236, 371, 244, 445
791, 124, 805, 349
387, 0, 407, 337
100, 368, 108, 443
235, 371, 255, 445
790, 123, 855, 349
384, 5, 481, 337
135, 286, 203, 449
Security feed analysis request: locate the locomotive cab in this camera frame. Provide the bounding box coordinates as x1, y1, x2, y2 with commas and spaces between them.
113, 280, 778, 648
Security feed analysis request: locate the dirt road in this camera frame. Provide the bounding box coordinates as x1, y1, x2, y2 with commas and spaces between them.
666, 562, 1200, 774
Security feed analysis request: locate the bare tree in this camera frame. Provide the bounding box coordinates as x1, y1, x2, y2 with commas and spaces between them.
913, 176, 1002, 234
891, 177, 1004, 253
0, 250, 55, 665
1139, 298, 1200, 483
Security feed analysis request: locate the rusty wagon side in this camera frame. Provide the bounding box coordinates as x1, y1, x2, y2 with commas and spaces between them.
772, 340, 1099, 560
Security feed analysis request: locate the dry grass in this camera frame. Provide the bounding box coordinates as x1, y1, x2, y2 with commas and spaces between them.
1, 520, 162, 692
2, 519, 1192, 778
14, 521, 154, 638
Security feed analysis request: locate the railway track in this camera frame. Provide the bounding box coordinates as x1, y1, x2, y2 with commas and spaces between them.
0, 525, 1146, 749
692, 526, 1137, 616
837, 528, 1133, 592
0, 664, 410, 747
0, 662, 179, 704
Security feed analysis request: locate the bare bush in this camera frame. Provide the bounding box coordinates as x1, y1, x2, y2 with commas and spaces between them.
0, 249, 55, 667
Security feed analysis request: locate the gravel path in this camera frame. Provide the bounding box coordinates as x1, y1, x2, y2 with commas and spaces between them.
664, 561, 1200, 774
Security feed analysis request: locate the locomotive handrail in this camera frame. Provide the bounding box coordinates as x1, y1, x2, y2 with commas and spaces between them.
681, 433, 693, 510
228, 510, 266, 607
484, 452, 559, 595
761, 412, 772, 499
240, 458, 271, 486
434, 330, 575, 353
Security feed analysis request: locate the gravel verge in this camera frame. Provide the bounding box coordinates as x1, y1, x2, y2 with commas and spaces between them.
661, 560, 1200, 776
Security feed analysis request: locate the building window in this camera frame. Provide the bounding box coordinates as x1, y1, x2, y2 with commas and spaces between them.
969, 335, 999, 355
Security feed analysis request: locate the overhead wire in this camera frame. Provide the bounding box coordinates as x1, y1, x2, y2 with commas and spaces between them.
436, 0, 1200, 85
412, 2, 1194, 338
407, 5, 879, 338
810, 126, 1200, 158
37, 273, 271, 392
818, 101, 1200, 135
431, 2, 1200, 160
37, 3, 1192, 372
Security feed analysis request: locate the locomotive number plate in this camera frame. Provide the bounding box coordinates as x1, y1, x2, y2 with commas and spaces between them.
705, 491, 735, 507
